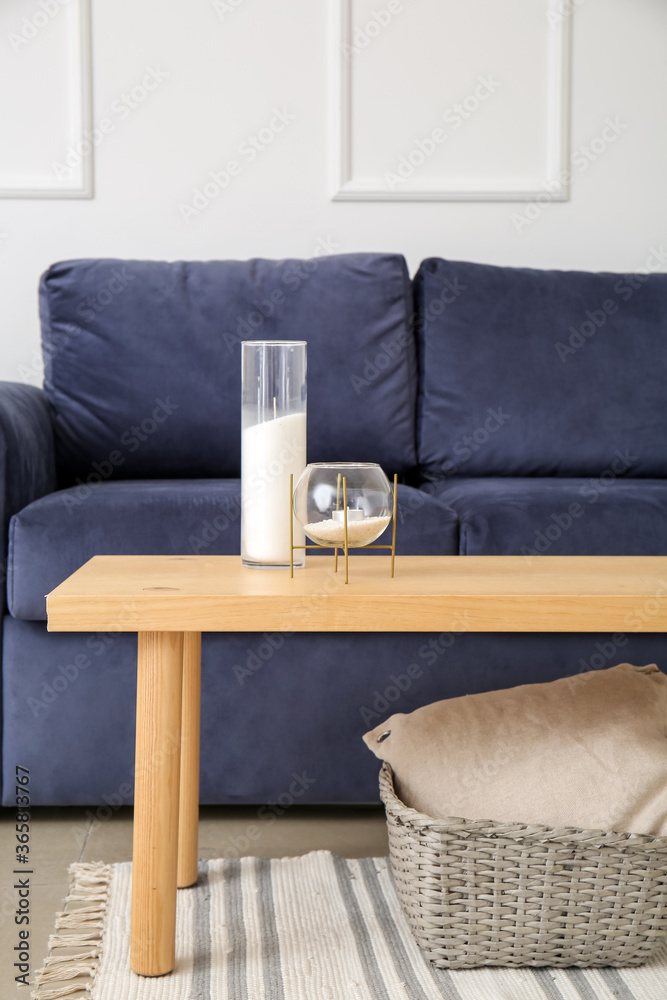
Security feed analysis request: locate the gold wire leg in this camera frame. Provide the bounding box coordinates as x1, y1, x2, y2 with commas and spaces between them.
335, 472, 341, 573
391, 473, 398, 578
343, 476, 349, 584
289, 473, 294, 579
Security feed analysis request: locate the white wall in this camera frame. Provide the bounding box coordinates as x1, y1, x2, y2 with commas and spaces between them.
1, 0, 666, 382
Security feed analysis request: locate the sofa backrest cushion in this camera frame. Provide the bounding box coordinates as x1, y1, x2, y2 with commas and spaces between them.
40, 254, 417, 479
415, 257, 667, 479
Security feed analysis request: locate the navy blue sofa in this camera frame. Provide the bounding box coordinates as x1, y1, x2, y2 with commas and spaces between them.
2, 253, 667, 806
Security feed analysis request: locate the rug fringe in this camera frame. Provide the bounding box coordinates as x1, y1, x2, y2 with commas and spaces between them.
47, 933, 102, 949
31, 862, 112, 1000
29, 987, 92, 1000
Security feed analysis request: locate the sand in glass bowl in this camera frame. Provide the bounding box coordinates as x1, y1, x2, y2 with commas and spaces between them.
303, 514, 391, 546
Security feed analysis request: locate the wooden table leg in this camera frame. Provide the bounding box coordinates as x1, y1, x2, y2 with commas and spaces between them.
177, 632, 201, 888
131, 631, 184, 977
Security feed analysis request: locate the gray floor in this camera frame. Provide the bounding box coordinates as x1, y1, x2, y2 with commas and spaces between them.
0, 803, 388, 998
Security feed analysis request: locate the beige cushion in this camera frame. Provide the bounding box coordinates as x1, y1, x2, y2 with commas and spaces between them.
364, 663, 667, 836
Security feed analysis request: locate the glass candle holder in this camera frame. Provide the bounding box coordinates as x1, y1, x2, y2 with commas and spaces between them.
293, 463, 392, 548
241, 341, 307, 569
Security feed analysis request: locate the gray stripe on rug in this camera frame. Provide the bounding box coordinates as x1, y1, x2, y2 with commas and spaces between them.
359, 858, 464, 1000
532, 968, 568, 1000
224, 859, 248, 1000
332, 853, 392, 1000
427, 970, 467, 1000
565, 968, 604, 1000
600, 968, 639, 1000
255, 856, 286, 1000
190, 860, 211, 1000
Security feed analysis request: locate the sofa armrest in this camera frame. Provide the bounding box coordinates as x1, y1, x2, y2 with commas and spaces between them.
0, 382, 57, 604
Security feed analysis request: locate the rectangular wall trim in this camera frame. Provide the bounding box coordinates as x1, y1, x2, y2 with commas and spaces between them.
329, 0, 571, 202
0, 0, 92, 199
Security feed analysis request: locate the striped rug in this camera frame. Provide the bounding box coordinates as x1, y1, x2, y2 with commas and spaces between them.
33, 853, 667, 1000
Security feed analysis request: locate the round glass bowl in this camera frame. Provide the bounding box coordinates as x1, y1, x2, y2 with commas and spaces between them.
293, 463, 393, 548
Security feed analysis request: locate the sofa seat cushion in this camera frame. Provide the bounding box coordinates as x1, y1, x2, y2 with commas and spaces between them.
431, 477, 667, 556
8, 480, 458, 620
415, 258, 667, 479
39, 254, 417, 479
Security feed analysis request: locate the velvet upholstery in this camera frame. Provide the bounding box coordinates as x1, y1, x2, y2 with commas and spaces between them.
2, 256, 666, 805
8, 481, 459, 621
0, 384, 56, 608
4, 616, 665, 806
39, 254, 417, 480
0, 383, 56, 774
415, 258, 667, 480
432, 478, 667, 556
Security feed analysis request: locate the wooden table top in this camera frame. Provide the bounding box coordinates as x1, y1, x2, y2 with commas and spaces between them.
45, 555, 667, 633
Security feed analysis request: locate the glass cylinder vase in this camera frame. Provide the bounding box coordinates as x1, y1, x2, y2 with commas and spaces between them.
241, 341, 307, 569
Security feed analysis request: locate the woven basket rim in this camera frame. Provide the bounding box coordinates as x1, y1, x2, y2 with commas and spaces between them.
379, 762, 667, 849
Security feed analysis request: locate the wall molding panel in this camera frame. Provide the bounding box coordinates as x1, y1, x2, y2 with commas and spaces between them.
0, 0, 92, 198
329, 0, 571, 202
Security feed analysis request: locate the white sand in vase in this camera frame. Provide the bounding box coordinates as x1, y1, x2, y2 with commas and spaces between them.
304, 515, 391, 546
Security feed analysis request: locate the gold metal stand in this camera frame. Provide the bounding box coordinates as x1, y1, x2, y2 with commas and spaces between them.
289, 473, 398, 583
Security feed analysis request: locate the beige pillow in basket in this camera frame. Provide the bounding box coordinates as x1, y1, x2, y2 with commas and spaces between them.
364, 663, 667, 836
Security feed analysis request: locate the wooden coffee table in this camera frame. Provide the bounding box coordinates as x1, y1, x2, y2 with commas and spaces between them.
46, 554, 667, 976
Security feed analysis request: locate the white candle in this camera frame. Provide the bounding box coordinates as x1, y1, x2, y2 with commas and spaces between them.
241, 412, 306, 564
332, 508, 365, 522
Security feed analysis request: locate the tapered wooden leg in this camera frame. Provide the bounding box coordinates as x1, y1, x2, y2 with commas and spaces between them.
131, 631, 184, 977
177, 632, 201, 888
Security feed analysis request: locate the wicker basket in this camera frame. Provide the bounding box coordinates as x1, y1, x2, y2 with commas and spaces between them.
380, 763, 667, 968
